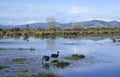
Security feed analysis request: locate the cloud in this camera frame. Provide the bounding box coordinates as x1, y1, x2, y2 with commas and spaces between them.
0, 3, 14, 7
70, 7, 81, 14
0, 2, 120, 25
26, 20, 41, 24
69, 6, 95, 15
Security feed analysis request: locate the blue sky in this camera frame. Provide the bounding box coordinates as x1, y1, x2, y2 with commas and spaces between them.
0, 0, 120, 25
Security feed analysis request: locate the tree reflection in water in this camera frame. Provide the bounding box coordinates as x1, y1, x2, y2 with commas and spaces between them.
46, 37, 55, 50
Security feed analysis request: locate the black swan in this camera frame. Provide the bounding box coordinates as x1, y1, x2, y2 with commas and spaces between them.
51, 51, 59, 58
42, 55, 49, 61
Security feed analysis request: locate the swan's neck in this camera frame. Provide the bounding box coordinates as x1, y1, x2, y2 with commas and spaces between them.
57, 52, 59, 55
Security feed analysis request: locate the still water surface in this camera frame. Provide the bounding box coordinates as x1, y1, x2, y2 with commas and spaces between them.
0, 36, 120, 77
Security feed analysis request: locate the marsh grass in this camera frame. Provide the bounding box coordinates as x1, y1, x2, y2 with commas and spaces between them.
51, 61, 70, 68
4, 72, 59, 77
0, 65, 9, 70
18, 48, 24, 50
31, 72, 59, 77
0, 48, 35, 51
65, 54, 85, 60
4, 70, 9, 73
29, 48, 35, 51
3, 28, 120, 37
18, 69, 28, 73
0, 31, 3, 36
12, 58, 27, 63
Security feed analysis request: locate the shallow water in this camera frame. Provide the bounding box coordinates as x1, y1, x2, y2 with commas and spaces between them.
0, 36, 120, 77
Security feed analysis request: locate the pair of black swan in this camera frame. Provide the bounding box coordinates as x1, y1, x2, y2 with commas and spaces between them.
42, 51, 59, 62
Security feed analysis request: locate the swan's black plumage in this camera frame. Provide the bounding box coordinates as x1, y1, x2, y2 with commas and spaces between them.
51, 51, 59, 58
42, 56, 49, 61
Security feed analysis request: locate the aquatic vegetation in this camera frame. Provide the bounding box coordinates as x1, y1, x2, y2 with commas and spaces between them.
0, 65, 9, 70
51, 61, 70, 68
18, 69, 28, 73
65, 54, 85, 60
0, 48, 35, 50
4, 70, 9, 73
17, 48, 24, 50
12, 58, 27, 63
4, 75, 24, 77
30, 72, 59, 77
4, 72, 59, 77
29, 47, 35, 51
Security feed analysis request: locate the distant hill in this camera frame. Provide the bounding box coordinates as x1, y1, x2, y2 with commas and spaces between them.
0, 20, 120, 30
80, 20, 120, 28
0, 25, 13, 29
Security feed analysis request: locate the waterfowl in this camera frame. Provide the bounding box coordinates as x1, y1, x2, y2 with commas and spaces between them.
42, 55, 50, 61
51, 51, 59, 58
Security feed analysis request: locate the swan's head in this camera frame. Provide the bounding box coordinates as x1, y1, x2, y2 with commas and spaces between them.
57, 51, 60, 53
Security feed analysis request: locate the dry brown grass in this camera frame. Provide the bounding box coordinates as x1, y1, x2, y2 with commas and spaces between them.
0, 31, 3, 36
3, 28, 120, 37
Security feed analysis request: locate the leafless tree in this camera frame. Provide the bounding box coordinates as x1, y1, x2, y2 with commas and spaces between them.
71, 22, 82, 30
46, 16, 56, 30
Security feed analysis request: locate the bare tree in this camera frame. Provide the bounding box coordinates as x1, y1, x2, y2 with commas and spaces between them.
46, 16, 56, 30
72, 22, 82, 30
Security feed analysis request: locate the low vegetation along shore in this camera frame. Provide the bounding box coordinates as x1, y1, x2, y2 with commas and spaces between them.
0, 28, 120, 37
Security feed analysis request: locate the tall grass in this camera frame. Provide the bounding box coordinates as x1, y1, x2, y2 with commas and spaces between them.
2, 28, 120, 37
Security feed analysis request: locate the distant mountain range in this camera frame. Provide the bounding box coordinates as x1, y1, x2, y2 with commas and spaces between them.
0, 20, 120, 30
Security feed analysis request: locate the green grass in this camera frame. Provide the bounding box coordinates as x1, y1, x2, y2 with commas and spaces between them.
65, 54, 85, 60
12, 58, 27, 63
18, 69, 28, 73
0, 65, 9, 70
52, 61, 70, 68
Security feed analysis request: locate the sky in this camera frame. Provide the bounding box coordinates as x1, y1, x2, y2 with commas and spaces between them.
0, 0, 120, 25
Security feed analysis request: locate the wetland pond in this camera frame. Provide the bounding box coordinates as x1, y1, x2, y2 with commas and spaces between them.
0, 36, 120, 77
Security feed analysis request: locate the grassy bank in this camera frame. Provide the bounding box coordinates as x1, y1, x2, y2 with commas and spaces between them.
1, 28, 120, 37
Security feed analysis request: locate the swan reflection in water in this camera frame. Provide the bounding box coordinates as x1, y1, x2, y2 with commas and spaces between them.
42, 60, 59, 69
